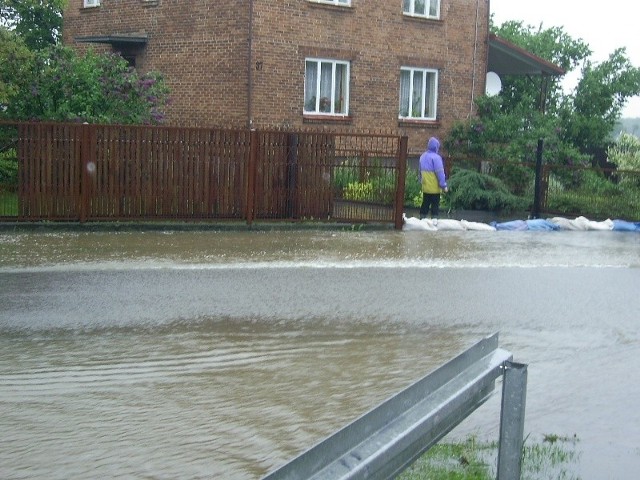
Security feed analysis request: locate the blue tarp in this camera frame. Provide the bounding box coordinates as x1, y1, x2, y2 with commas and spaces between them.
491, 220, 528, 231
612, 220, 640, 232
526, 219, 561, 231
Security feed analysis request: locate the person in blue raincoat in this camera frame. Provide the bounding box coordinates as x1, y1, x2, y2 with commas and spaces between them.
419, 137, 448, 221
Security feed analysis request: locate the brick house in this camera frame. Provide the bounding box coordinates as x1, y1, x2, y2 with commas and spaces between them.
63, 0, 563, 154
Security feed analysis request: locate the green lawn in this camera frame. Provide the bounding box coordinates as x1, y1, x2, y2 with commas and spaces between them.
398, 435, 581, 480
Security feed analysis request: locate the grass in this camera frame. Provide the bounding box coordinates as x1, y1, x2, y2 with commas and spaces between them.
397, 434, 581, 480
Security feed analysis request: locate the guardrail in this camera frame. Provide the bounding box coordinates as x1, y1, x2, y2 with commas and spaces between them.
262, 333, 527, 480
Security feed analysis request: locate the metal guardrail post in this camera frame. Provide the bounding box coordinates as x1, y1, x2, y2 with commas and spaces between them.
497, 361, 528, 480
262, 333, 521, 480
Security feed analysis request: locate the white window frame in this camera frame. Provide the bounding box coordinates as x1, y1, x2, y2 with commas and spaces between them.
84, 0, 100, 7
399, 67, 438, 121
308, 0, 351, 6
304, 58, 350, 116
403, 0, 440, 19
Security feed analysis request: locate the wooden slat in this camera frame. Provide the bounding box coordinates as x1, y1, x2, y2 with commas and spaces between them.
6, 122, 405, 225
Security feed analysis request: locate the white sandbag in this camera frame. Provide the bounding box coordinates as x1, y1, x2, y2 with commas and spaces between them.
460, 219, 496, 231
402, 215, 438, 231
434, 219, 466, 230
578, 216, 613, 231
550, 216, 613, 231
550, 216, 589, 230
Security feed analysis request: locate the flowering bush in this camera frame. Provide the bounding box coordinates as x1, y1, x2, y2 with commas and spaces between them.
4, 45, 170, 124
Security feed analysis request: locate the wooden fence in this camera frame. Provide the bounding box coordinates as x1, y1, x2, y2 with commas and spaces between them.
1, 122, 408, 228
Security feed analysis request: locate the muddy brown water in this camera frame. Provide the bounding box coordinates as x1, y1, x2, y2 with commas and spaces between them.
1, 229, 639, 479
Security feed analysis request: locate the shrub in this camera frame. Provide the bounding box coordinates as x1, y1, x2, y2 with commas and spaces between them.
546, 168, 640, 219
490, 162, 534, 195
343, 181, 374, 202
608, 132, 640, 171
333, 159, 362, 191
404, 170, 422, 207
448, 168, 529, 213
0, 148, 18, 186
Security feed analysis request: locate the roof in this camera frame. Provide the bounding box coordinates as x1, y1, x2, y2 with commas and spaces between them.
488, 33, 565, 76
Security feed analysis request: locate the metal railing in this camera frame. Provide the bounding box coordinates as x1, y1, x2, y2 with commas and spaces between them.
262, 333, 527, 480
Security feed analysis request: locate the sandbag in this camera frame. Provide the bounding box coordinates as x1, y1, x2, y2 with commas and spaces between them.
402, 215, 438, 231
460, 219, 496, 231
612, 219, 640, 232
526, 219, 560, 231
576, 216, 613, 231
434, 219, 466, 231
491, 219, 528, 231
549, 216, 613, 230
549, 217, 581, 230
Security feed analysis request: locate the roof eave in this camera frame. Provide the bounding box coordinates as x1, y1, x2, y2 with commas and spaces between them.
488, 33, 565, 77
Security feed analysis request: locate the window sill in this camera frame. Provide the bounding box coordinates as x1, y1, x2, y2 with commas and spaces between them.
303, 114, 353, 125
398, 118, 440, 128
307, 1, 354, 12
402, 14, 442, 25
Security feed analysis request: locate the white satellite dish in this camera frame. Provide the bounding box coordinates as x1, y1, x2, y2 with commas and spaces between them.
485, 71, 502, 96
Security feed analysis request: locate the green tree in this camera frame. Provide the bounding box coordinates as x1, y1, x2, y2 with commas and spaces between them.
0, 27, 34, 108
561, 49, 640, 154
4, 45, 170, 124
490, 20, 591, 114
446, 19, 640, 165
0, 0, 66, 50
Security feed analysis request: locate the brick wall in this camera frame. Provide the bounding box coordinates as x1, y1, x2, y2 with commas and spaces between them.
64, 0, 250, 127
63, 0, 489, 153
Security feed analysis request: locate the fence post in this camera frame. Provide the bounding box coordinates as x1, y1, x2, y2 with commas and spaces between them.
246, 129, 258, 225
394, 136, 408, 230
79, 124, 94, 223
497, 361, 528, 480
287, 133, 299, 219
531, 139, 544, 219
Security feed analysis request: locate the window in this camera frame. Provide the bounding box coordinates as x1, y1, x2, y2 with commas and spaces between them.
403, 0, 439, 19
304, 59, 349, 116
84, 0, 100, 7
309, 0, 350, 6
399, 67, 438, 120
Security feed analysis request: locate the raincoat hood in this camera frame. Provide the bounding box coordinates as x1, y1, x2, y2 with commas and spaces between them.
427, 137, 440, 153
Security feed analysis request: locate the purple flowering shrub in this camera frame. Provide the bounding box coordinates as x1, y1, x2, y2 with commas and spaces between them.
7, 46, 170, 124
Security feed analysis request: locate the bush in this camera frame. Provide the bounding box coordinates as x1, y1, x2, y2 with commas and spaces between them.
608, 132, 640, 171
0, 149, 18, 186
343, 181, 374, 202
546, 169, 640, 219
491, 162, 534, 195
334, 158, 400, 205
5, 46, 170, 124
404, 170, 422, 207
448, 168, 529, 213
333, 159, 361, 190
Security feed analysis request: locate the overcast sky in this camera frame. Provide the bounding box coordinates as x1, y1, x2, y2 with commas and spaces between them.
490, 0, 640, 118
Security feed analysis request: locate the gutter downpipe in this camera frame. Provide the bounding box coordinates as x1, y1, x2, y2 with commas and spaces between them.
248, 0, 255, 129
470, 0, 481, 117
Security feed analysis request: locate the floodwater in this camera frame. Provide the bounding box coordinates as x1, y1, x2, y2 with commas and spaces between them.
1, 228, 639, 479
